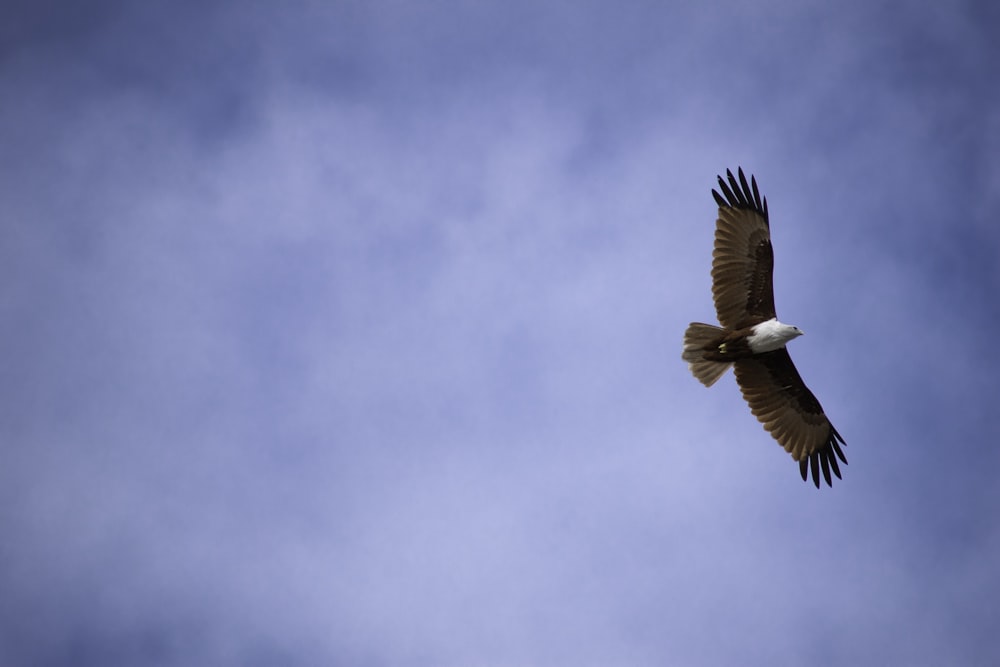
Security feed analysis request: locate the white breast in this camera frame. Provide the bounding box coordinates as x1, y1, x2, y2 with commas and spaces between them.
747, 318, 803, 353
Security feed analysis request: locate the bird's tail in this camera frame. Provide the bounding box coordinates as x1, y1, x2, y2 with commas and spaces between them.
682, 322, 732, 387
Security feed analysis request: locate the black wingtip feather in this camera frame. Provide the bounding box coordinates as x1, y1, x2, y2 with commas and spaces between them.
830, 426, 848, 464
802, 427, 848, 488
714, 167, 768, 223
819, 452, 832, 486
716, 174, 738, 207
727, 169, 748, 206
737, 169, 752, 204
828, 449, 842, 480
749, 174, 769, 223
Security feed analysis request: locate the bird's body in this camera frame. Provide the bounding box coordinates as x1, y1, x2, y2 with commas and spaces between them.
682, 168, 847, 488
694, 318, 802, 363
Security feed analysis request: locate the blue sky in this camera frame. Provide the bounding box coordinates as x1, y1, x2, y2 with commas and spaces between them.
3, 1, 999, 665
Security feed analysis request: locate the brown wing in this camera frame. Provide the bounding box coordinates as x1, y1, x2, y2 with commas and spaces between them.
711, 168, 776, 329
733, 349, 847, 488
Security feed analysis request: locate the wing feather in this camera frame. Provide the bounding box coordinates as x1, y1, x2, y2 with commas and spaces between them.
711, 169, 776, 329
733, 349, 847, 488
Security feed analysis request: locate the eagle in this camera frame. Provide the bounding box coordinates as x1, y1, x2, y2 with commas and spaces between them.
682, 168, 847, 487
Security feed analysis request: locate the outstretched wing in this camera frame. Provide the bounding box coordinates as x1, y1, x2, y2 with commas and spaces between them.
711, 168, 776, 329
733, 349, 847, 487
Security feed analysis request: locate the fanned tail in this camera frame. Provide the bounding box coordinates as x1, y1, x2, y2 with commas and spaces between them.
682, 322, 732, 387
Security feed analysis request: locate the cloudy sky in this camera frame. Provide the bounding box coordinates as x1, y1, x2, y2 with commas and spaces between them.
3, 1, 999, 665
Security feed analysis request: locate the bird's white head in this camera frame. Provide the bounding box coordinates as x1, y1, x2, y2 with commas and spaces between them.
747, 318, 803, 353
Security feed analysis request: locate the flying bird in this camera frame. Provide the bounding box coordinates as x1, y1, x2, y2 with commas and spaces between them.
682, 168, 847, 487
